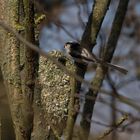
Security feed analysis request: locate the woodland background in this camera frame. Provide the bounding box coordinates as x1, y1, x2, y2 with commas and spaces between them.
0, 0, 140, 140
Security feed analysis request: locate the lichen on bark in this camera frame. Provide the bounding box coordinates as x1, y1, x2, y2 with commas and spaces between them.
37, 51, 76, 138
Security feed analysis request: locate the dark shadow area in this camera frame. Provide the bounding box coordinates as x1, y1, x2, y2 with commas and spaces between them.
0, 69, 15, 140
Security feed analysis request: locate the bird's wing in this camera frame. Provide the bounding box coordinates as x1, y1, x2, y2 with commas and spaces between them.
81, 48, 98, 62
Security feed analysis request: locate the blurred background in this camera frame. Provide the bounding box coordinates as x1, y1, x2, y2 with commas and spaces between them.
0, 0, 140, 139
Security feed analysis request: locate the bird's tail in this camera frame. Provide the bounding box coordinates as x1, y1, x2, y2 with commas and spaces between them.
87, 54, 128, 74
104, 62, 128, 74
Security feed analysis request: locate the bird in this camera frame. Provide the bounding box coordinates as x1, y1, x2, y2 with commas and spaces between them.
64, 41, 128, 74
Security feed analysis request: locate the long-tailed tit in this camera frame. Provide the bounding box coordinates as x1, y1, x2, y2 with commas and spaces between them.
64, 41, 128, 74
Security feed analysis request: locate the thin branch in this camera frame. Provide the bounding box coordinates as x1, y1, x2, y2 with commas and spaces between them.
0, 21, 139, 112
97, 114, 128, 140
0, 21, 86, 87
80, 0, 111, 50
80, 0, 130, 139
75, 0, 86, 29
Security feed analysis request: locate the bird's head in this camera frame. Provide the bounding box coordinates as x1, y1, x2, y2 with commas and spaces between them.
64, 41, 80, 53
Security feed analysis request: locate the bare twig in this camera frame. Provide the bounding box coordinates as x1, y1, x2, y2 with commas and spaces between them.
75, 0, 86, 29
0, 21, 86, 86
80, 0, 130, 139
0, 21, 139, 112
97, 114, 128, 140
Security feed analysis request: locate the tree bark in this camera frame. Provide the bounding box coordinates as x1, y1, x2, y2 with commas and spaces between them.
31, 51, 77, 140
0, 0, 37, 139
80, 0, 130, 139
78, 0, 112, 139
